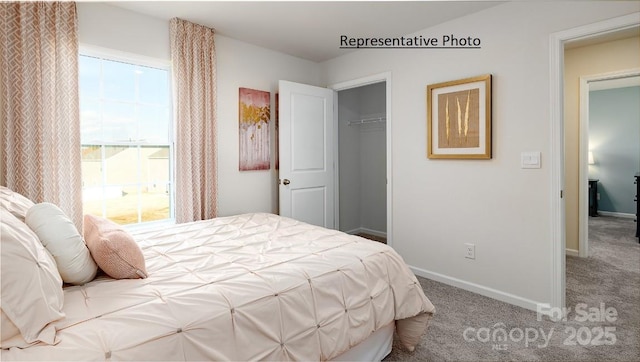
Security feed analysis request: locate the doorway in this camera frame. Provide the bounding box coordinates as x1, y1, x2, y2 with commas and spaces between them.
330, 72, 392, 245
549, 12, 639, 309
337, 82, 387, 242
578, 72, 640, 257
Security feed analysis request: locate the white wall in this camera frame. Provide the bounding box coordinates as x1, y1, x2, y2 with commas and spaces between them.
76, 2, 322, 217
321, 1, 640, 309
77, 3, 170, 60
215, 36, 321, 216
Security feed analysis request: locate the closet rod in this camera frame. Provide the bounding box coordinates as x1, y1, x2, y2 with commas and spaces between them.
347, 116, 386, 126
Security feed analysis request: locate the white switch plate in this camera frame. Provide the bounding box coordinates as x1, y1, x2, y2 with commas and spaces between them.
521, 151, 541, 169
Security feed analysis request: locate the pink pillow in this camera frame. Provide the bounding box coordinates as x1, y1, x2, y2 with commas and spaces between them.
83, 214, 147, 279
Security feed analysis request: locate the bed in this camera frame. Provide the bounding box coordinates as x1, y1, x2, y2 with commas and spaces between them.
1, 191, 435, 361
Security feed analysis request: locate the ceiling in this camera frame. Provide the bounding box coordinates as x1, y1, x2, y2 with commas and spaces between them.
111, 1, 504, 62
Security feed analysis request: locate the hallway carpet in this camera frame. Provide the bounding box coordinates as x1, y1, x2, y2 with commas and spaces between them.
385, 216, 639, 361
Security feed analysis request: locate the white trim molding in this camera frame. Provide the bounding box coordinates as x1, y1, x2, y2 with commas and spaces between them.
565, 249, 580, 257
597, 211, 636, 219
79, 43, 171, 69
409, 265, 545, 312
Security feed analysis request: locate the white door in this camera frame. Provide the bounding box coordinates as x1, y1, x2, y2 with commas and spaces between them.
278, 80, 335, 228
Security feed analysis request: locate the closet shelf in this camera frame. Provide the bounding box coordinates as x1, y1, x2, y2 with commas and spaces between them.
347, 116, 386, 126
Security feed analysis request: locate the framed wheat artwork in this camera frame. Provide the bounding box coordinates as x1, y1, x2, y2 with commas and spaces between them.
427, 74, 492, 159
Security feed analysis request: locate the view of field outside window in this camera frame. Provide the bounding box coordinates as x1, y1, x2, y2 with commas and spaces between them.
79, 54, 173, 225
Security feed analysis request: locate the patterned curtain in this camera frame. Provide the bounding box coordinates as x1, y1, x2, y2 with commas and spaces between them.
0, 2, 82, 230
170, 18, 218, 223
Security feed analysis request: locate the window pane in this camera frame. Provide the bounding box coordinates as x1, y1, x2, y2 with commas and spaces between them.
104, 146, 138, 185
141, 146, 170, 184
80, 99, 101, 144
138, 66, 169, 105
81, 145, 103, 187
106, 191, 139, 225
81, 145, 104, 217
103, 59, 135, 101
79, 52, 173, 226
79, 56, 101, 100
141, 183, 170, 222
102, 101, 136, 142
141, 146, 170, 222
139, 105, 170, 143
82, 198, 104, 220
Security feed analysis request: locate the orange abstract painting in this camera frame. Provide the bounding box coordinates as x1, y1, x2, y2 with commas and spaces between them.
239, 88, 270, 171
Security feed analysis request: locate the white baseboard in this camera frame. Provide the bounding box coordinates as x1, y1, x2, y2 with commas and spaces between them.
345, 227, 387, 238
409, 265, 545, 312
565, 248, 579, 257
596, 211, 635, 219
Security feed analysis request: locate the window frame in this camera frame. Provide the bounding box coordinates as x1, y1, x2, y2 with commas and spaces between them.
79, 44, 175, 230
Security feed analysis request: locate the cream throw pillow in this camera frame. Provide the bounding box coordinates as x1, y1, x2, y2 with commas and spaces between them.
83, 214, 148, 279
0, 209, 64, 346
26, 203, 98, 285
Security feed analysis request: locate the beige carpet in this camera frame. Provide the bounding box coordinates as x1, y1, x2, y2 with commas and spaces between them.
385, 216, 639, 361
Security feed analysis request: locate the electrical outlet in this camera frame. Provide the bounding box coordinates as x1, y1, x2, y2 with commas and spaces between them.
465, 243, 475, 259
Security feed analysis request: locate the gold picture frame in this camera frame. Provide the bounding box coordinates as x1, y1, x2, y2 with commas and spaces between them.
427, 74, 492, 159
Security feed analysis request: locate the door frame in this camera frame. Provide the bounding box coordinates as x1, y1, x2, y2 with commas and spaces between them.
329, 72, 393, 245
549, 12, 639, 309
578, 69, 640, 258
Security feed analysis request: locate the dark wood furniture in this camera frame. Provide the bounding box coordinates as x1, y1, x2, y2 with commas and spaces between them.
635, 173, 639, 240
588, 179, 599, 217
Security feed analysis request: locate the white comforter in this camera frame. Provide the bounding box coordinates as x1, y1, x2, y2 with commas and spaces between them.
3, 213, 435, 361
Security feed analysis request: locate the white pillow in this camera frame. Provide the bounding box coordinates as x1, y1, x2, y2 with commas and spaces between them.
0, 185, 35, 222
1, 309, 31, 349
0, 309, 20, 342
0, 209, 64, 345
26, 203, 98, 285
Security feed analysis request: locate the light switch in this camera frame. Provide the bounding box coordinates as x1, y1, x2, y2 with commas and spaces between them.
521, 151, 541, 169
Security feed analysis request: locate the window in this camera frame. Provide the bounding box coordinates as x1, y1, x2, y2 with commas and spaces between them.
79, 52, 173, 226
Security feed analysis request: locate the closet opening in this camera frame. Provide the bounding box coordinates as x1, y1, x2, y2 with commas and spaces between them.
337, 81, 387, 243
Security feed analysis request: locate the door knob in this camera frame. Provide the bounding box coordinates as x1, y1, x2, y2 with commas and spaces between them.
283, 179, 291, 185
